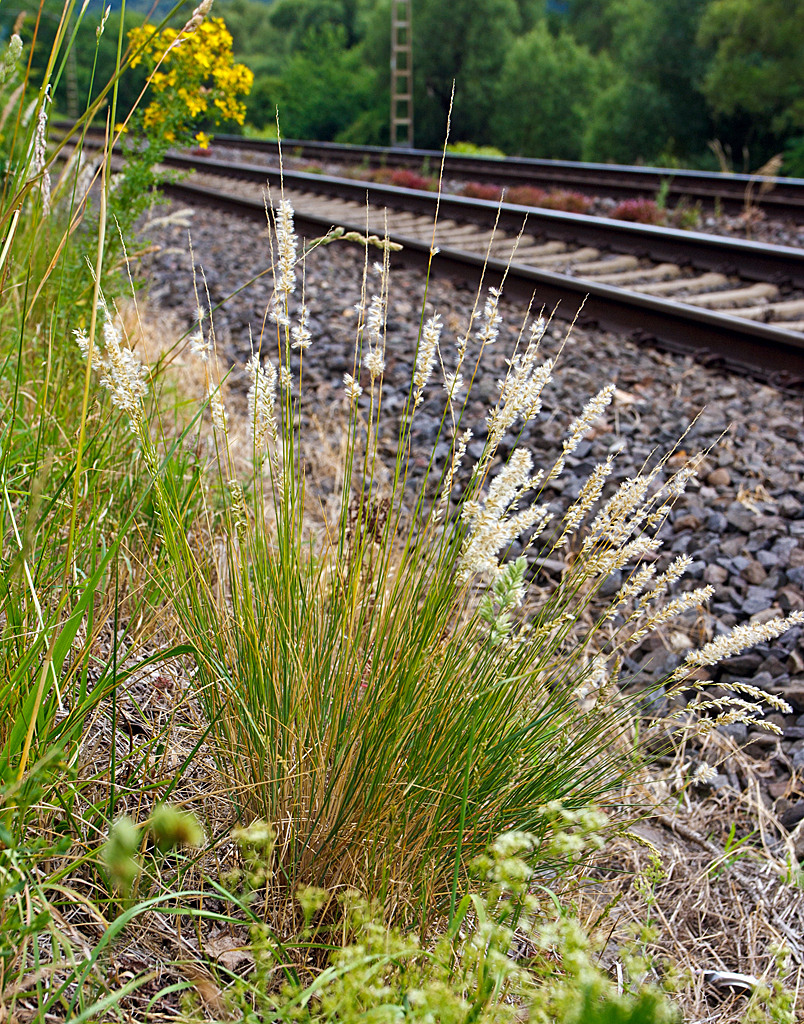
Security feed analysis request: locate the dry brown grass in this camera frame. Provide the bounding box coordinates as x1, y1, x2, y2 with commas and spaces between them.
576, 729, 804, 1021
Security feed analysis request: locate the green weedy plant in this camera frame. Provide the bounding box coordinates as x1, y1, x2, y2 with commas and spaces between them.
77, 187, 802, 923
669, 201, 702, 231
447, 141, 506, 158
654, 179, 671, 210
0, 753, 172, 1021
190, 810, 680, 1023
0, 0, 217, 789
0, 772, 211, 1022
101, 802, 205, 896
0, 2, 224, 1016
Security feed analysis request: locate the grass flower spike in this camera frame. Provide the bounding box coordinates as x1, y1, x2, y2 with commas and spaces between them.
413, 313, 441, 405
459, 449, 549, 580
246, 351, 278, 453
549, 382, 615, 480
671, 611, 804, 679
344, 372, 362, 402
28, 85, 52, 215
476, 286, 503, 346
291, 305, 311, 350
74, 302, 148, 430
271, 198, 297, 325
0, 33, 21, 84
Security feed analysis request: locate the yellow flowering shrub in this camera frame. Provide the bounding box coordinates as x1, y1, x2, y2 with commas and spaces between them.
127, 17, 253, 147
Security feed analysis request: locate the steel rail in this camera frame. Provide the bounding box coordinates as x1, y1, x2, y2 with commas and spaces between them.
160, 177, 804, 386
53, 120, 804, 221
160, 152, 804, 289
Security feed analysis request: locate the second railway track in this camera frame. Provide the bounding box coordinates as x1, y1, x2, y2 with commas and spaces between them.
147, 150, 804, 384
58, 121, 804, 222
58, 130, 804, 382
216, 136, 804, 224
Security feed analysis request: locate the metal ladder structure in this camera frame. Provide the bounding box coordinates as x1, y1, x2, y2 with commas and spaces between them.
390, 0, 413, 147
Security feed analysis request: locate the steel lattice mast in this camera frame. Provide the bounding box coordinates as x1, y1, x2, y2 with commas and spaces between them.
390, 0, 413, 147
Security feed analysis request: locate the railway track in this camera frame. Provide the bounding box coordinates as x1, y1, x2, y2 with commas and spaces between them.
54, 121, 804, 222
147, 150, 804, 384
205, 135, 804, 224
58, 128, 804, 383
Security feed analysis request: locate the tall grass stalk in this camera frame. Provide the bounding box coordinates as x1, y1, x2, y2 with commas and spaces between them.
0, 0, 221, 778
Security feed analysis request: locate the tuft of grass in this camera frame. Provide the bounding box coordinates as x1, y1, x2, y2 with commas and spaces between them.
77, 183, 801, 927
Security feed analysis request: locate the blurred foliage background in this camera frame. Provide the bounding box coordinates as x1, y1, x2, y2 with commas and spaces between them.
4, 0, 803, 174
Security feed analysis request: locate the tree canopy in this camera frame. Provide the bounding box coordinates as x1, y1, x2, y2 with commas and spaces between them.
699, 0, 804, 135
10, 0, 804, 174
494, 21, 604, 160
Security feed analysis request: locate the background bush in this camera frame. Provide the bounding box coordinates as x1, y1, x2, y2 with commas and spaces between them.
493, 20, 604, 161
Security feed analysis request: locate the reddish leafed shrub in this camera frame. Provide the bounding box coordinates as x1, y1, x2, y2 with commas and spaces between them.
610, 198, 666, 225
505, 186, 549, 207
505, 187, 593, 213
540, 190, 593, 214
460, 182, 503, 201
378, 168, 436, 191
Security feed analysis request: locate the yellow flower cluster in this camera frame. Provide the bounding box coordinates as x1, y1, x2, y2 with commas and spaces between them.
128, 18, 253, 146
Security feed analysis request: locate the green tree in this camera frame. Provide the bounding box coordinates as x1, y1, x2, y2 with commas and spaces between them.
513, 0, 547, 32
222, 0, 379, 140
581, 0, 712, 165
266, 24, 376, 141
218, 0, 284, 77
413, 0, 523, 148
699, 0, 804, 142
268, 0, 365, 49
561, 0, 618, 52
359, 0, 525, 149
217, 0, 284, 127
493, 20, 605, 160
